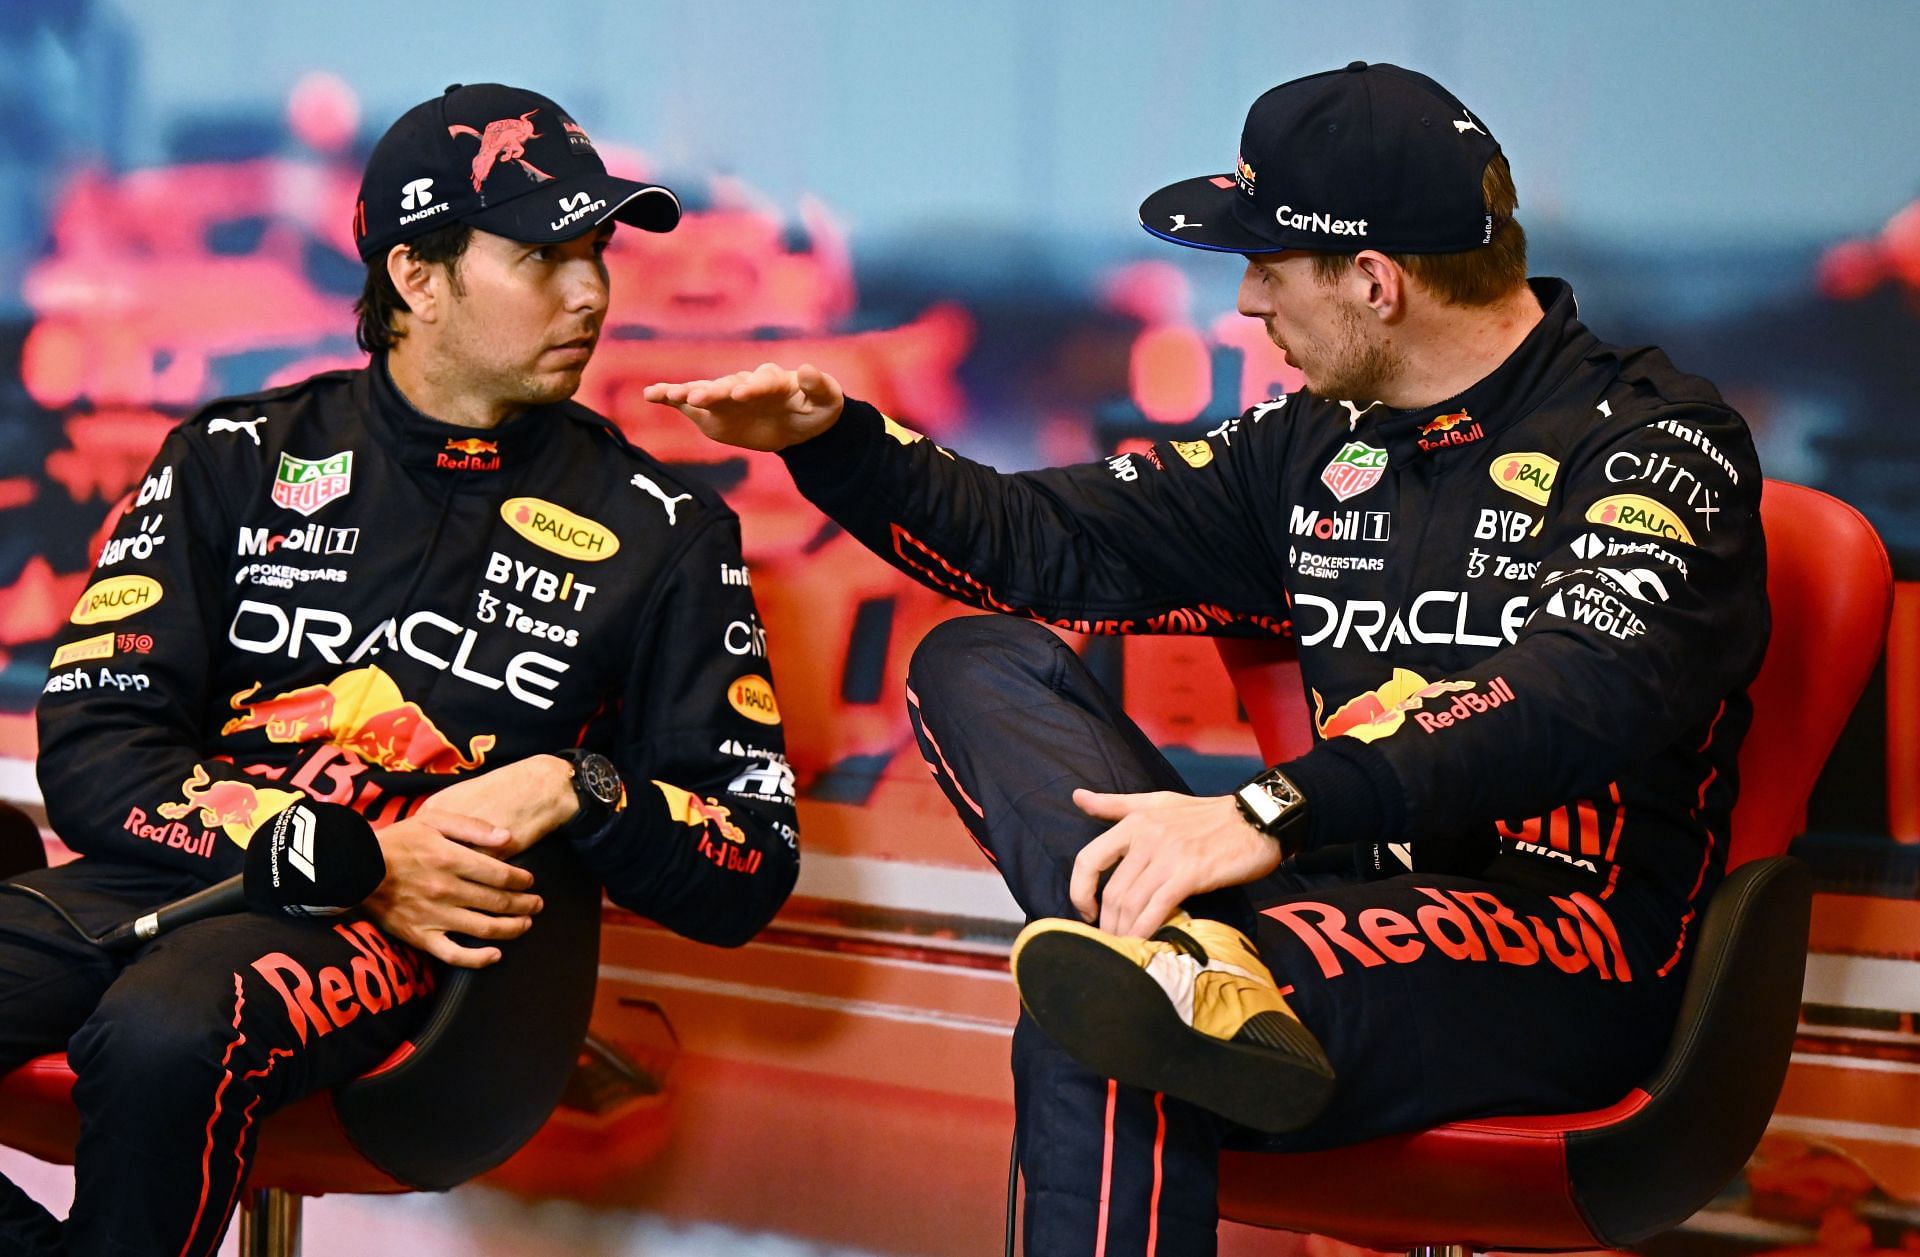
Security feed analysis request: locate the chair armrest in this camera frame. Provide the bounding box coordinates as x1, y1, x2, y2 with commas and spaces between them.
333, 835, 603, 1191
1566, 856, 1811, 1246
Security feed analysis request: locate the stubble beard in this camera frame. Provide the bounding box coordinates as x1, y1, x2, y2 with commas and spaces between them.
1298, 304, 1402, 405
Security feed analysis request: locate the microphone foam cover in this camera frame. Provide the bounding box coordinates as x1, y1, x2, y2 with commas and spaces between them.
244, 800, 387, 917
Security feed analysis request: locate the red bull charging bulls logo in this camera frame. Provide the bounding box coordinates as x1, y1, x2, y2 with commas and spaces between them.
438, 436, 501, 472
448, 111, 552, 192
150, 764, 304, 849
654, 780, 760, 875
221, 664, 495, 773
1415, 409, 1485, 451
1314, 668, 1477, 743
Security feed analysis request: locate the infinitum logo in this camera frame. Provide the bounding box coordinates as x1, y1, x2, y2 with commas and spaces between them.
399, 177, 447, 225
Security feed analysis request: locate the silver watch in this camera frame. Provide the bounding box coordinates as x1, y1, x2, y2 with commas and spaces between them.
1234, 766, 1308, 849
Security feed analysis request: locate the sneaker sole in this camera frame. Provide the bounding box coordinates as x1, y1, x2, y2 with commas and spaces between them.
1014, 928, 1336, 1134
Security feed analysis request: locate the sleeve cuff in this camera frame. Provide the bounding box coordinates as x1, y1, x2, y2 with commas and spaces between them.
1277, 738, 1405, 852
777, 396, 887, 507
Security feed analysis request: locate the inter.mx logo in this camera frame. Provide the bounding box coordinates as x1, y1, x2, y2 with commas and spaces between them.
271, 452, 353, 517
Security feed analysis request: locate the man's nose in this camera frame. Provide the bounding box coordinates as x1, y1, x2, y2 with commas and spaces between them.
1236, 261, 1266, 317
567, 258, 610, 314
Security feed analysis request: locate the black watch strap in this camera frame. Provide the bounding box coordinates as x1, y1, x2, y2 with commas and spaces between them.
555, 750, 625, 834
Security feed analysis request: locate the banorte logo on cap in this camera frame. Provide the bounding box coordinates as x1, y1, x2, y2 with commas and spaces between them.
448, 110, 553, 193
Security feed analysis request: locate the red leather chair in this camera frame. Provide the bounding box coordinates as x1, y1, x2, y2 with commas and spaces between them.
1212, 479, 1892, 1253
0, 818, 603, 1257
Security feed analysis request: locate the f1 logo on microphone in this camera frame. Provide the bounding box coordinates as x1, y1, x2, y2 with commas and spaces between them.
283, 806, 318, 882
401, 178, 436, 210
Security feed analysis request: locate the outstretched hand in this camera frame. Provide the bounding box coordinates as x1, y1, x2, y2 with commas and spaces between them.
643, 362, 846, 453
1068, 788, 1285, 938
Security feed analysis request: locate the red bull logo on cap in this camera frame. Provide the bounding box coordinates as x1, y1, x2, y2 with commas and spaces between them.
221, 664, 495, 773
1313, 668, 1478, 744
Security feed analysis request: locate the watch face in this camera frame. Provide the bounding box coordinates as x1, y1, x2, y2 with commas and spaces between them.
578, 755, 621, 805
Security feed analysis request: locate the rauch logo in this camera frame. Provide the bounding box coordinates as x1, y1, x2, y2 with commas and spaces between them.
500, 497, 619, 561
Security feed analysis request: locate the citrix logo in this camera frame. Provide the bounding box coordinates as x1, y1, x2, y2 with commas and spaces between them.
401, 178, 435, 210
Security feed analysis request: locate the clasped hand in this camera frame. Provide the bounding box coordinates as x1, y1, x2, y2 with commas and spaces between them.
364, 755, 578, 969
1069, 789, 1284, 937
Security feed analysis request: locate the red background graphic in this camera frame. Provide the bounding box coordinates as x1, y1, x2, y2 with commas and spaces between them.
1, 61, 1919, 1257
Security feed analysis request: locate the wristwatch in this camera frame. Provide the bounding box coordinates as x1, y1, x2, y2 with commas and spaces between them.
1233, 765, 1309, 855
555, 750, 626, 835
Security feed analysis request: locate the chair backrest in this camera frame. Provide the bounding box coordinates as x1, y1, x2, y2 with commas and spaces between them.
332, 834, 603, 1191
1216, 479, 1893, 868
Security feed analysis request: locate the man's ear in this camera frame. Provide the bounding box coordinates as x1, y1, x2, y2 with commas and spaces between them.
1350, 250, 1405, 322
387, 243, 440, 325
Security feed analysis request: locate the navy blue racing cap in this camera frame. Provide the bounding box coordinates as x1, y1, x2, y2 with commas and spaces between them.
354, 82, 680, 262
1140, 61, 1502, 255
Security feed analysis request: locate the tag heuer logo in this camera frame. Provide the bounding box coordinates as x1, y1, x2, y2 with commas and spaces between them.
271, 452, 353, 517
1320, 441, 1388, 502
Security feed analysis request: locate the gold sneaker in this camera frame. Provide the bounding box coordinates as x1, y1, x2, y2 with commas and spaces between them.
1010, 912, 1335, 1132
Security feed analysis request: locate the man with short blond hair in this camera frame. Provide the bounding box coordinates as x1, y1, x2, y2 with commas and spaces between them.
653, 61, 1765, 1253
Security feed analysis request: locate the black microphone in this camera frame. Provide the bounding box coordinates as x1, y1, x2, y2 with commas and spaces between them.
98, 800, 387, 952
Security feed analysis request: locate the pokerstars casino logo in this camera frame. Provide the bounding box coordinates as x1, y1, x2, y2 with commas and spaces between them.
272, 452, 353, 517
1320, 441, 1388, 501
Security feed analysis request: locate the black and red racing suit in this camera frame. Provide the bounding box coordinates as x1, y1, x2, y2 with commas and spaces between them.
780, 277, 1767, 1255
1, 356, 797, 1255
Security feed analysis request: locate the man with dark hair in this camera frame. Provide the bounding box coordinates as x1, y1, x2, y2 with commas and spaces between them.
649, 62, 1766, 1254
0, 83, 799, 1255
